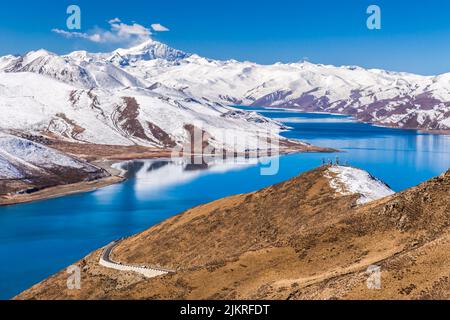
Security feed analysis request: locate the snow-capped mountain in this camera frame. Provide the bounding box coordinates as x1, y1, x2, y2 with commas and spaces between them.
0, 44, 285, 151
120, 55, 450, 131
1, 38, 449, 151
2, 49, 145, 89
0, 133, 107, 195
108, 39, 191, 66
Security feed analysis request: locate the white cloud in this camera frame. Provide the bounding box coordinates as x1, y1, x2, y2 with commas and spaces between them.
108, 18, 121, 24
111, 22, 152, 37
53, 19, 155, 45
52, 29, 103, 43
151, 23, 170, 32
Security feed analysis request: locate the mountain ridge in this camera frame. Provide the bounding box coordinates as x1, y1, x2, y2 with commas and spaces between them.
16, 166, 450, 300
1, 39, 450, 133
111, 40, 450, 131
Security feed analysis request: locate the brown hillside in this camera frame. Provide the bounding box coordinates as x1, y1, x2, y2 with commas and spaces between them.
17, 167, 450, 300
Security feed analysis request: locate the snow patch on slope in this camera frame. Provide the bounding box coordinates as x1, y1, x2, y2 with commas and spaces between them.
0, 133, 99, 179
0, 135, 82, 169
0, 156, 24, 179
326, 166, 395, 204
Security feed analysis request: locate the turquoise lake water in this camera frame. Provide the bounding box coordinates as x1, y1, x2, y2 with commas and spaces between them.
0, 109, 449, 299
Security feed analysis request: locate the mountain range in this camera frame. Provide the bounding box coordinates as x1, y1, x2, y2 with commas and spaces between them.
0, 41, 288, 153
3, 40, 450, 299
1, 39, 449, 152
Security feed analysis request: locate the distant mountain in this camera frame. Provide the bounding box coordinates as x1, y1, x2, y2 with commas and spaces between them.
126, 56, 450, 131
1, 38, 449, 152
17, 166, 450, 299
108, 39, 191, 66
0, 41, 291, 152
1, 49, 145, 89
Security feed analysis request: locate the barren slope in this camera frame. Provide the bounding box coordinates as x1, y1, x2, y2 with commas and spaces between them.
16, 166, 450, 300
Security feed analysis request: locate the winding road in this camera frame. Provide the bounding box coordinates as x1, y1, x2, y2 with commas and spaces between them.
99, 239, 175, 278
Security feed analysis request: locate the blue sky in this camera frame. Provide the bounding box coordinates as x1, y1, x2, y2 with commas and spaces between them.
1, 0, 450, 74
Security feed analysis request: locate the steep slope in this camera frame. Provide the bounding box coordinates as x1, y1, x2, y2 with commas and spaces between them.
0, 133, 108, 197
16, 166, 450, 300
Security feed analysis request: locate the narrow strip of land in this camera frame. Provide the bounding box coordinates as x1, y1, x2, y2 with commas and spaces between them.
0, 175, 124, 206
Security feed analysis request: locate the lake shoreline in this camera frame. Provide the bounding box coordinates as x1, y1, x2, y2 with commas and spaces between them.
253, 106, 450, 135
0, 140, 336, 207
0, 175, 125, 207
5, 102, 447, 208
2, 111, 450, 300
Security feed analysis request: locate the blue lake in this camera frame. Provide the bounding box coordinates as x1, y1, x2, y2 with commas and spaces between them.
1, 109, 449, 299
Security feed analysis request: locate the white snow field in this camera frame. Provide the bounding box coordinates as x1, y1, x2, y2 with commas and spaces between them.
326, 166, 395, 204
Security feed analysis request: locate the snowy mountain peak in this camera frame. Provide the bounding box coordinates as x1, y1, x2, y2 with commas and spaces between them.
109, 39, 190, 66
66, 50, 94, 63
15, 49, 58, 67
119, 39, 164, 53
326, 166, 395, 204
25, 49, 56, 60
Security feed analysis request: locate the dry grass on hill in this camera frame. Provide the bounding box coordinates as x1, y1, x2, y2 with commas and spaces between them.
17, 167, 450, 300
